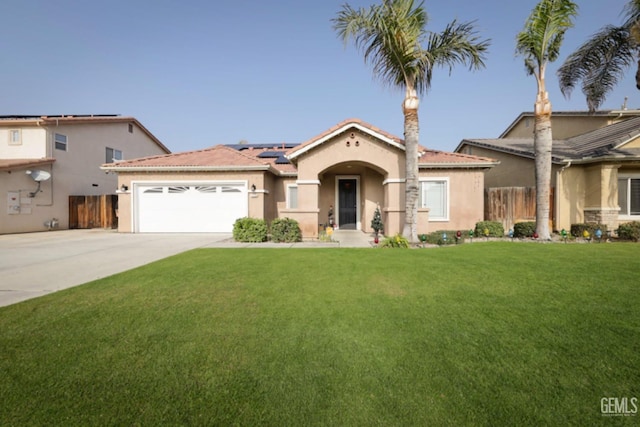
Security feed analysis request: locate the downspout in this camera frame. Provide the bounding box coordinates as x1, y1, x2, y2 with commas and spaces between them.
36, 120, 55, 207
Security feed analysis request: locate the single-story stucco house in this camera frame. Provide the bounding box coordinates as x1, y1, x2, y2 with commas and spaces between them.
102, 119, 498, 238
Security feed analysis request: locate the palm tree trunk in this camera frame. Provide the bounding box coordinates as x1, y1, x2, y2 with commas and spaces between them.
402, 94, 420, 243
534, 89, 552, 240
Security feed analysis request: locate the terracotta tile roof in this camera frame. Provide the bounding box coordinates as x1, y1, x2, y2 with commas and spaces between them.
287, 118, 404, 159
102, 145, 272, 171
418, 148, 498, 168
0, 158, 55, 171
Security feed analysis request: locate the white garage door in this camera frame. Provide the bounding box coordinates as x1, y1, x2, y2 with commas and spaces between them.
135, 182, 247, 232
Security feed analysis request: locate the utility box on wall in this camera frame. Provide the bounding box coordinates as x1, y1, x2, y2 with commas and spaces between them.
7, 192, 20, 215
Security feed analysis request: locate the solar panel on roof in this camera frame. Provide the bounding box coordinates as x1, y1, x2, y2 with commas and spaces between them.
275, 155, 290, 164
257, 151, 284, 158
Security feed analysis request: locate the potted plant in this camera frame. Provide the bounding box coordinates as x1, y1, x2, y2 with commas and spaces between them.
371, 205, 383, 244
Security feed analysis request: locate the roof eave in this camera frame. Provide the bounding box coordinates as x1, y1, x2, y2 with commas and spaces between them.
560, 155, 640, 165
419, 161, 499, 169
100, 165, 271, 172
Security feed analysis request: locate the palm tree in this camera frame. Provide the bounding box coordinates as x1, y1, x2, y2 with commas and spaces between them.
333, 0, 489, 243
558, 0, 640, 111
516, 0, 578, 240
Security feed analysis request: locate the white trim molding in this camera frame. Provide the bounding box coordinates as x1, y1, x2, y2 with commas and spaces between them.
382, 178, 405, 185
295, 179, 321, 185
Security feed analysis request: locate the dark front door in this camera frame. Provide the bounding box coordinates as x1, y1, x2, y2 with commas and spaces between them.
338, 179, 357, 229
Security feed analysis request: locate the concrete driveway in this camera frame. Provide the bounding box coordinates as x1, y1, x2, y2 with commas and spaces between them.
0, 229, 231, 308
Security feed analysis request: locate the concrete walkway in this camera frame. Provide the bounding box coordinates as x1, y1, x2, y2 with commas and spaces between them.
0, 229, 375, 307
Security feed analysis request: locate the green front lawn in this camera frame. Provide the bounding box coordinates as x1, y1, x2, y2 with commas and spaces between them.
1, 243, 638, 425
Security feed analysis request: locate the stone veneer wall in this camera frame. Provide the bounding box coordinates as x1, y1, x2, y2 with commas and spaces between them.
583, 208, 619, 230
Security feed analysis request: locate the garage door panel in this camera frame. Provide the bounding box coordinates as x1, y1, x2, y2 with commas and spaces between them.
136, 183, 247, 233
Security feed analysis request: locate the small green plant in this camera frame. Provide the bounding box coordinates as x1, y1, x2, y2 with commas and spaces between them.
379, 233, 410, 248
617, 221, 640, 241
232, 217, 268, 242
371, 206, 384, 237
570, 223, 607, 238
513, 221, 536, 238
270, 218, 302, 243
474, 221, 504, 237
420, 230, 463, 245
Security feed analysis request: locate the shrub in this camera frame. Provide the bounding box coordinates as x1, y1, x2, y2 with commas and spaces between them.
474, 221, 504, 238
232, 217, 267, 242
379, 233, 410, 248
513, 221, 536, 238
617, 221, 640, 241
270, 218, 302, 243
570, 223, 608, 239
419, 230, 464, 245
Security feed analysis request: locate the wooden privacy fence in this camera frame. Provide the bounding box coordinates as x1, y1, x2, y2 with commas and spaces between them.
69, 195, 118, 229
485, 187, 554, 231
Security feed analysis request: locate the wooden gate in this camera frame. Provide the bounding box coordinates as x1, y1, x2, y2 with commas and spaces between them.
485, 187, 554, 231
69, 195, 118, 229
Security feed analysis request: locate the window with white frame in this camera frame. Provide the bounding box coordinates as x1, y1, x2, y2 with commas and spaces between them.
54, 133, 67, 151
419, 178, 448, 220
287, 184, 298, 209
8, 129, 21, 145
106, 147, 123, 163
618, 176, 640, 216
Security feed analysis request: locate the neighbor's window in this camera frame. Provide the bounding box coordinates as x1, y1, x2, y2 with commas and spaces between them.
419, 178, 448, 220
128, 123, 133, 133
54, 133, 67, 151
9, 129, 21, 145
287, 184, 298, 209
106, 147, 123, 163
618, 177, 640, 216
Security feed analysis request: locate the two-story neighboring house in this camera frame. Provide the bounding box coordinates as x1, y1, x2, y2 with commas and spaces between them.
1, 115, 170, 234
455, 110, 640, 232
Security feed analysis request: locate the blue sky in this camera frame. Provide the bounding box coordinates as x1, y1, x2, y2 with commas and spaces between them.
2, 0, 639, 153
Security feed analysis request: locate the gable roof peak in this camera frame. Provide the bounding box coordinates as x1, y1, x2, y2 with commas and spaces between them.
287, 118, 404, 160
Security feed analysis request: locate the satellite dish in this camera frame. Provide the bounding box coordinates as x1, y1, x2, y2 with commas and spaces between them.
26, 170, 51, 182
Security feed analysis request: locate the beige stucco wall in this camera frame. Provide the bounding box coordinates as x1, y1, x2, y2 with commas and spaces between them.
623, 136, 640, 148
556, 166, 586, 230
1, 122, 167, 234
556, 163, 630, 231
460, 144, 562, 189
504, 115, 615, 139
419, 169, 486, 233
0, 127, 48, 158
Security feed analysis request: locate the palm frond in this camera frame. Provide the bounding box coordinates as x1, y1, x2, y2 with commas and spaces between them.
332, 0, 489, 96
516, 0, 578, 76
419, 20, 490, 93
557, 25, 635, 110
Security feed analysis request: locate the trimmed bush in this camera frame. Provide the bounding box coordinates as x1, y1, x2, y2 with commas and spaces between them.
513, 221, 536, 238
617, 221, 640, 241
270, 218, 302, 243
570, 223, 608, 239
474, 221, 504, 238
420, 230, 464, 245
380, 234, 410, 248
233, 217, 267, 242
